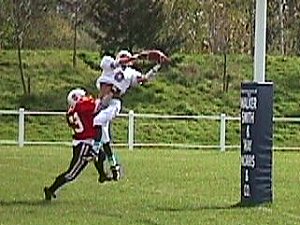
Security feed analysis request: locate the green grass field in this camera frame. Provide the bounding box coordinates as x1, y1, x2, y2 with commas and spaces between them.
0, 146, 300, 225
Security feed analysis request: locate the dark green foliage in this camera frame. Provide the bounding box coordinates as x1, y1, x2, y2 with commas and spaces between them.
86, 0, 165, 52
1, 0, 300, 55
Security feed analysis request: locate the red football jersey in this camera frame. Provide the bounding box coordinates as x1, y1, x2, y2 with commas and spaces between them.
66, 96, 100, 140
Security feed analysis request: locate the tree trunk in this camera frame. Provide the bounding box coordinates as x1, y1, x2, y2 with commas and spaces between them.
250, 0, 255, 57
27, 75, 31, 94
222, 52, 227, 92
279, 0, 285, 55
17, 35, 27, 95
72, 2, 78, 68
18, 40, 27, 95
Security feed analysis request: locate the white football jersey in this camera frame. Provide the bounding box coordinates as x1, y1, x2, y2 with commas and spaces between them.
96, 55, 142, 95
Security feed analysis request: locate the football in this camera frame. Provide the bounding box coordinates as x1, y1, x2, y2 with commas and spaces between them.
138, 50, 171, 64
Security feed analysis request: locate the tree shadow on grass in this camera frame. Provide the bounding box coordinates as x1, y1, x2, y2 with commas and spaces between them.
154, 201, 260, 212
0, 199, 126, 221
0, 199, 55, 207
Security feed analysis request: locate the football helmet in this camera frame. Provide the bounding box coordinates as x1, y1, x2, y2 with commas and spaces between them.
116, 50, 132, 61
67, 88, 86, 106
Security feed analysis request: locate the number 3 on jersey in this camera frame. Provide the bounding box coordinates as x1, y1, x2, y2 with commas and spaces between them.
68, 112, 84, 133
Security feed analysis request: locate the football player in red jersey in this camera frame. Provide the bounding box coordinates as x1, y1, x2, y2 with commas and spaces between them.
43, 88, 108, 201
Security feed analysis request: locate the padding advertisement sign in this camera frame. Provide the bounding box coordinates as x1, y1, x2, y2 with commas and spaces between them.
240, 82, 273, 205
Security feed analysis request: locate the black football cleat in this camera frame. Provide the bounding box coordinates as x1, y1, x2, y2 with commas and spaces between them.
98, 174, 112, 183
111, 165, 121, 181
44, 187, 56, 201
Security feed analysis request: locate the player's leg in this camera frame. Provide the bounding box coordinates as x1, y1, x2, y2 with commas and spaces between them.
92, 123, 111, 183
44, 143, 89, 200
93, 149, 113, 183
102, 122, 116, 164
93, 99, 121, 181
101, 121, 121, 181
103, 143, 120, 181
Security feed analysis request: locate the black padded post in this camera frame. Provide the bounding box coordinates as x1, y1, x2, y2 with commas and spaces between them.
240, 82, 273, 205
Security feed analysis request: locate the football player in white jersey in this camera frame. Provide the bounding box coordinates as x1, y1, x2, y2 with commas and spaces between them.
94, 49, 164, 182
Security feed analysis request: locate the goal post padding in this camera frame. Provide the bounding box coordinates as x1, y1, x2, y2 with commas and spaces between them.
240, 82, 273, 205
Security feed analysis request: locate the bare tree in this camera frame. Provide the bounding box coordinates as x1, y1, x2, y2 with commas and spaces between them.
279, 0, 286, 55
11, 0, 31, 95
58, 0, 88, 67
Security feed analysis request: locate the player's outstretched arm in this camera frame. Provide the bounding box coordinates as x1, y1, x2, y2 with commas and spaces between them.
134, 64, 162, 84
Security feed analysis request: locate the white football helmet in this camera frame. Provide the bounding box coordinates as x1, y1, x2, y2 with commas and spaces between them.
67, 88, 86, 107
116, 50, 132, 61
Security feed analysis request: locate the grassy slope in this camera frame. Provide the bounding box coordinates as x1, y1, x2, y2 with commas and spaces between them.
0, 50, 99, 110
0, 50, 300, 147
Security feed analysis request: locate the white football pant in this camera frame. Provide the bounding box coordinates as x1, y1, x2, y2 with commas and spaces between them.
93, 99, 121, 143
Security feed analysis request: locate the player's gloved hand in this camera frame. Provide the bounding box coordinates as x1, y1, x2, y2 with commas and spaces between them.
153, 64, 161, 72
145, 64, 161, 80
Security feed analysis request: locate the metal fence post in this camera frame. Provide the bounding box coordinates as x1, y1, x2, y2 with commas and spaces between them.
128, 110, 134, 150
18, 108, 25, 147
220, 113, 226, 152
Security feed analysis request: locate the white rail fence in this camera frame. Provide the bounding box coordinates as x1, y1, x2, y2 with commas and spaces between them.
1, 108, 300, 151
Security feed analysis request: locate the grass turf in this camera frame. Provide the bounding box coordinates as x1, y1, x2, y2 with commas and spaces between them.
0, 146, 299, 225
